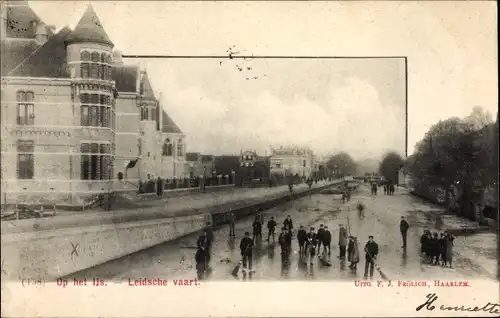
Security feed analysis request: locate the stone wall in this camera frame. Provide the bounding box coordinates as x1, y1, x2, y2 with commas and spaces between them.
1, 213, 210, 281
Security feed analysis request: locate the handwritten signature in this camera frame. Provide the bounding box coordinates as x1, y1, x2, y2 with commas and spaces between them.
416, 293, 499, 314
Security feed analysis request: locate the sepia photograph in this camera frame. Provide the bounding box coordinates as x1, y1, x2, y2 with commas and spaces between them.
1, 0, 498, 317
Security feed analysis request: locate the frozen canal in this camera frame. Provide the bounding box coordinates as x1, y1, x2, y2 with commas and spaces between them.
69, 185, 498, 282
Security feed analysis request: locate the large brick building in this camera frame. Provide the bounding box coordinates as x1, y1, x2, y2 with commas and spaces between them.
1, 1, 186, 205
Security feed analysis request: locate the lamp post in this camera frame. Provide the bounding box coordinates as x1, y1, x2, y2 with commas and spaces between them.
203, 165, 207, 192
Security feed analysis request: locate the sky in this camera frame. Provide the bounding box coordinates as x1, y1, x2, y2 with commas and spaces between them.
29, 1, 498, 160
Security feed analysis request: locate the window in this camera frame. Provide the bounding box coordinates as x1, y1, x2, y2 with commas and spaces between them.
177, 139, 183, 157
80, 142, 111, 180
162, 139, 173, 156
275, 161, 281, 168
141, 106, 149, 121
17, 140, 34, 179
80, 93, 114, 128
16, 91, 35, 125
80, 51, 112, 80
80, 51, 90, 78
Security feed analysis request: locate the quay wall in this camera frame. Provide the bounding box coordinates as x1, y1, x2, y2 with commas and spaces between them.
1, 181, 341, 281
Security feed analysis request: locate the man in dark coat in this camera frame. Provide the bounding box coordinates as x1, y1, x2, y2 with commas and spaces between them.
267, 216, 277, 242
399, 216, 410, 248
286, 226, 292, 250
429, 232, 440, 265
338, 224, 348, 259
196, 230, 211, 265
278, 228, 289, 256
240, 232, 254, 270
283, 215, 294, 233
316, 224, 325, 255
438, 233, 447, 266
322, 226, 332, 255
347, 236, 355, 263
420, 229, 431, 259
305, 227, 318, 265
252, 216, 262, 242
195, 247, 208, 280
228, 211, 236, 237
363, 235, 379, 280
297, 225, 307, 255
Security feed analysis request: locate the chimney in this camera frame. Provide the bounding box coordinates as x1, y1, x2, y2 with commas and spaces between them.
35, 21, 48, 45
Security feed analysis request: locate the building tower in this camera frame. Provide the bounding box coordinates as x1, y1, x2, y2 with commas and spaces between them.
64, 4, 116, 192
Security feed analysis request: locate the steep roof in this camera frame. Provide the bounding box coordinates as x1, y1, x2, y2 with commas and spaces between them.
65, 5, 114, 47
140, 72, 157, 100
1, 39, 40, 76
5, 0, 40, 39
9, 27, 72, 78
4, 0, 55, 39
112, 65, 138, 92
161, 110, 183, 134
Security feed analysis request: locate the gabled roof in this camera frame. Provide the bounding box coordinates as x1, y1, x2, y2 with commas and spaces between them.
9, 27, 72, 78
161, 110, 183, 134
112, 65, 138, 92
1, 39, 40, 76
65, 5, 113, 47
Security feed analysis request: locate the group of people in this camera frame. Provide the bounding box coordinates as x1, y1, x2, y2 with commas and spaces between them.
420, 229, 455, 268
195, 211, 384, 280
294, 224, 332, 262
383, 183, 396, 195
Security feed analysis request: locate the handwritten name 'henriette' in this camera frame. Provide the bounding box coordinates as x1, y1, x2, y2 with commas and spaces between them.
416, 293, 499, 315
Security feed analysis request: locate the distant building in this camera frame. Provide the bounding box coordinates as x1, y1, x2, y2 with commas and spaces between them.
239, 150, 258, 168
269, 146, 314, 179
185, 152, 215, 178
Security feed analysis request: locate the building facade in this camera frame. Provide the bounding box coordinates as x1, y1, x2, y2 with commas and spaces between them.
269, 146, 314, 179
1, 1, 185, 205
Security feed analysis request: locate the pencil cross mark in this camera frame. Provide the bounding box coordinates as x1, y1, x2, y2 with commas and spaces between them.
70, 242, 79, 257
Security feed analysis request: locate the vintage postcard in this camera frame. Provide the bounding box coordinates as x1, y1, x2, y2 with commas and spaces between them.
1, 0, 498, 317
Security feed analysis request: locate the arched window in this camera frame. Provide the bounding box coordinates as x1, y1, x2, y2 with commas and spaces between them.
177, 139, 183, 157
80, 51, 90, 78
91, 52, 100, 62
162, 139, 173, 156
81, 51, 91, 61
